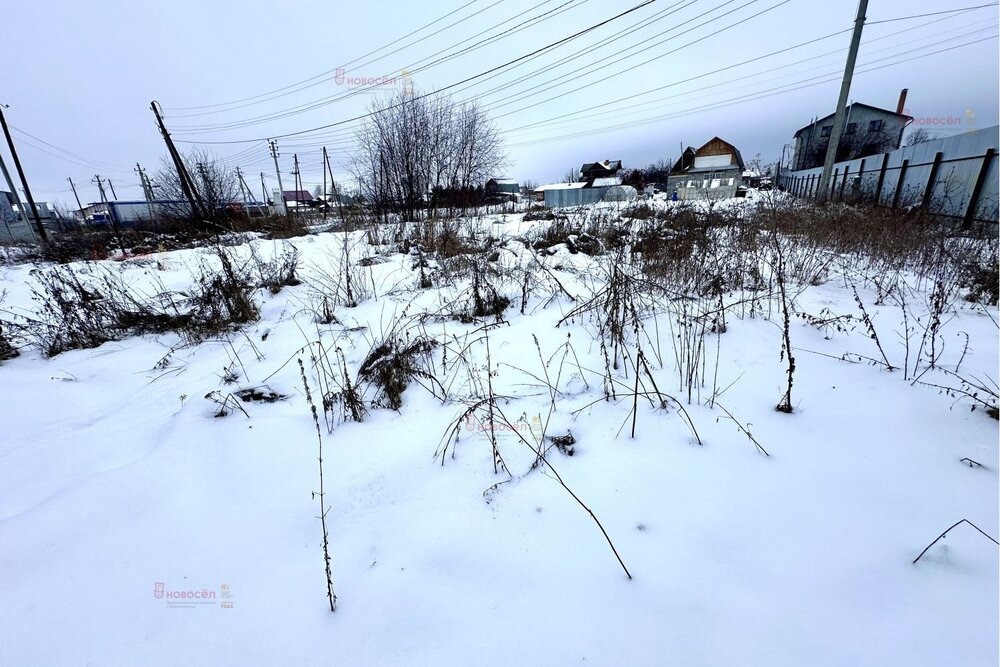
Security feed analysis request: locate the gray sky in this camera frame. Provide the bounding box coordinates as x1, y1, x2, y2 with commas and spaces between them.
2, 0, 998, 206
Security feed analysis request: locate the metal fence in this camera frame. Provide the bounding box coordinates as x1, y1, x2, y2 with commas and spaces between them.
778, 125, 999, 227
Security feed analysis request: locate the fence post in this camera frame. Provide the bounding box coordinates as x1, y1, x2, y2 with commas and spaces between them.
921, 151, 944, 211
892, 159, 909, 209
964, 148, 996, 229
856, 159, 866, 202
875, 153, 889, 204
839, 165, 850, 200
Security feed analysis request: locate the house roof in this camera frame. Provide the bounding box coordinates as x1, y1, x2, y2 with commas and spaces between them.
670, 147, 696, 174
488, 178, 519, 185
580, 160, 622, 173
282, 190, 314, 202
694, 136, 745, 170
794, 102, 913, 137
535, 182, 586, 191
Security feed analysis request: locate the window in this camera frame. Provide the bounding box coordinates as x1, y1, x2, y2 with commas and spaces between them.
845, 122, 856, 135
869, 119, 884, 132
820, 125, 832, 138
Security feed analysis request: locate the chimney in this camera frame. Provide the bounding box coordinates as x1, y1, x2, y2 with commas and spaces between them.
896, 88, 908, 115
603, 159, 610, 166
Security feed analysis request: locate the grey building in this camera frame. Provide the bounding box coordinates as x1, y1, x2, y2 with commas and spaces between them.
793, 91, 913, 170
1, 191, 61, 243
80, 200, 193, 226
485, 178, 520, 196
666, 137, 745, 200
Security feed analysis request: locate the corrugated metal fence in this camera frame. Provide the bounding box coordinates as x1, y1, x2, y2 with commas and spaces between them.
778, 125, 999, 227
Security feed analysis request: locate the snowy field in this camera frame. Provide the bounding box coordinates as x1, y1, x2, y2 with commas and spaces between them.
0, 204, 997, 666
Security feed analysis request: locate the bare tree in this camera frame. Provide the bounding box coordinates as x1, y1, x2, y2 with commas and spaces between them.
906, 128, 936, 145
563, 167, 578, 184
352, 89, 507, 220
155, 147, 240, 225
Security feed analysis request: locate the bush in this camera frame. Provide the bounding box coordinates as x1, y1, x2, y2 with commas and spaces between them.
24, 248, 260, 357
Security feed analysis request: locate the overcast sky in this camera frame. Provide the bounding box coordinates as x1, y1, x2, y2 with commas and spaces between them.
2, 0, 997, 207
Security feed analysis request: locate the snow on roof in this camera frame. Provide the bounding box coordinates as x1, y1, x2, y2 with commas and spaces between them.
590, 176, 623, 187
491, 178, 519, 185
534, 182, 586, 191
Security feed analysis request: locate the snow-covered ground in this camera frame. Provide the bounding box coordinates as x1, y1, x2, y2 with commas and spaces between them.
0, 209, 996, 666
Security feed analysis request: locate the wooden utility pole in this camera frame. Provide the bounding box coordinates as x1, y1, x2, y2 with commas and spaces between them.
321, 150, 328, 221
67, 177, 84, 220
134, 163, 155, 222
291, 153, 302, 217
268, 140, 287, 215
107, 179, 118, 200
93, 174, 127, 256
235, 166, 260, 217
0, 103, 48, 242
323, 146, 345, 224
816, 0, 868, 202
0, 149, 28, 236
260, 172, 268, 205
150, 100, 205, 221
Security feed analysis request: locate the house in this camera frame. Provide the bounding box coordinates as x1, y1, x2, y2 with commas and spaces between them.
666, 137, 745, 200
282, 190, 317, 208
485, 178, 520, 196
668, 147, 696, 177
792, 90, 913, 170
580, 160, 622, 186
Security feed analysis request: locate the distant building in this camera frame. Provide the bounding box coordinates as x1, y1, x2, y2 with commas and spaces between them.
792, 90, 913, 170
80, 200, 193, 226
580, 160, 622, 185
666, 137, 745, 200
1, 191, 60, 242
282, 190, 317, 208
668, 147, 696, 177
485, 178, 520, 196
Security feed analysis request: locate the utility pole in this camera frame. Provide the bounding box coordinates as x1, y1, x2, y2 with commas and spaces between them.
107, 179, 118, 200
93, 174, 127, 256
235, 165, 248, 204
323, 146, 345, 224
260, 172, 268, 206
235, 166, 260, 217
321, 150, 328, 221
67, 177, 84, 220
268, 140, 287, 215
290, 153, 303, 217
0, 149, 28, 236
150, 100, 205, 221
134, 163, 155, 222
0, 103, 48, 242
816, 0, 868, 202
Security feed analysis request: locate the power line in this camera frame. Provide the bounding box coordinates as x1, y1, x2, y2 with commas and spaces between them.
503, 16, 996, 135
168, 0, 590, 131
172, 0, 659, 145
162, 0, 490, 111
867, 2, 998, 25
507, 33, 998, 149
